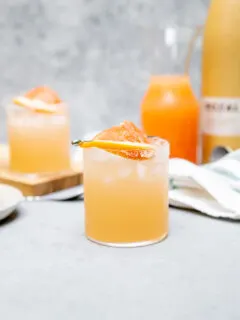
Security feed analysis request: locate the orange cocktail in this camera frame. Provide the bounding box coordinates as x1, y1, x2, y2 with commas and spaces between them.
7, 86, 71, 174
74, 121, 169, 247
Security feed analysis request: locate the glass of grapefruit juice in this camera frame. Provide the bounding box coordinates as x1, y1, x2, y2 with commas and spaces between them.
74, 121, 169, 247
7, 87, 71, 174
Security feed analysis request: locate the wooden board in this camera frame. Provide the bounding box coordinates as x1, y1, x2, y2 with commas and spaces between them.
0, 144, 83, 196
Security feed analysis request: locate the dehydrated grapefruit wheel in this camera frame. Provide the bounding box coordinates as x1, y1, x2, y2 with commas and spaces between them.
73, 121, 155, 160
13, 86, 61, 113
25, 86, 61, 104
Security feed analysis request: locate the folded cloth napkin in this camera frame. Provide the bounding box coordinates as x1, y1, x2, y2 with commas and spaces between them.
169, 150, 240, 219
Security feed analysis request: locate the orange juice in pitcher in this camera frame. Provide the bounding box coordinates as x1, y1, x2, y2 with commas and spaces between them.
141, 75, 199, 163
140, 27, 200, 163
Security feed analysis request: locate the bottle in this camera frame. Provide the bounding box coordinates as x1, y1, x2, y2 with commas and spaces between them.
201, 0, 240, 163
141, 75, 199, 163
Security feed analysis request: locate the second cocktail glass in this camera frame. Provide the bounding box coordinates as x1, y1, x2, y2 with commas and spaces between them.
7, 88, 71, 174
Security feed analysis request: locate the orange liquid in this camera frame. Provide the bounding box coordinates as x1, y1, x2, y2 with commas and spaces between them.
141, 75, 199, 163
83, 142, 169, 246
7, 104, 71, 173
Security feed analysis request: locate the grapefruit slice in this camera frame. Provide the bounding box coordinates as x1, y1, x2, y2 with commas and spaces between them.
73, 121, 155, 160
25, 86, 61, 104
13, 86, 61, 113
13, 96, 57, 113
94, 121, 150, 144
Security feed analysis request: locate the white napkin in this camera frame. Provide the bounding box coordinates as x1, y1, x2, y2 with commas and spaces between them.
169, 150, 240, 219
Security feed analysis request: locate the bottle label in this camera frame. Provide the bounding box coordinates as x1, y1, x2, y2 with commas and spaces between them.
202, 97, 240, 136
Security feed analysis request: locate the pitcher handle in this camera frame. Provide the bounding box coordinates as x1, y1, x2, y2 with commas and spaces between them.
184, 25, 204, 74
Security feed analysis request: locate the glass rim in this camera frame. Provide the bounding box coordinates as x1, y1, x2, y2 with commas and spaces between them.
6, 101, 68, 115
83, 136, 170, 160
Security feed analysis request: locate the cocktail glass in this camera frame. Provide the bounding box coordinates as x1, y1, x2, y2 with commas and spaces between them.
7, 102, 71, 174
83, 137, 169, 247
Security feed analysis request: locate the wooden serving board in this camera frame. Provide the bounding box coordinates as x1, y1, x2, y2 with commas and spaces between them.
0, 144, 83, 196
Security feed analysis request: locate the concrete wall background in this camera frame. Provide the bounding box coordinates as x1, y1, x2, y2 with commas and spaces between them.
0, 0, 210, 141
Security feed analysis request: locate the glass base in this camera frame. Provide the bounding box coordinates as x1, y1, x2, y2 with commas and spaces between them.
87, 233, 168, 248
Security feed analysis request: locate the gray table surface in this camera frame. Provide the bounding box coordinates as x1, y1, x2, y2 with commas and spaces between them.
0, 201, 240, 320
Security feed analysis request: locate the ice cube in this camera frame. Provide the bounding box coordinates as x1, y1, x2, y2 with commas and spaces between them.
137, 163, 146, 180
89, 148, 114, 162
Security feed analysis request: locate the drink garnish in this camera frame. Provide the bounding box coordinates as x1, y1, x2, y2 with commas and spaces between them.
13, 96, 57, 113
72, 121, 156, 160
12, 86, 61, 113
25, 86, 61, 104
72, 139, 154, 150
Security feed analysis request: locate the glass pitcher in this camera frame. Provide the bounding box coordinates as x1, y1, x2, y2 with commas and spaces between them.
140, 26, 203, 163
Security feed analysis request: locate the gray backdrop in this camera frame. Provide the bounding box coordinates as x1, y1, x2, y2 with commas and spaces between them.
0, 0, 210, 142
